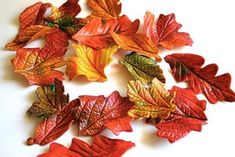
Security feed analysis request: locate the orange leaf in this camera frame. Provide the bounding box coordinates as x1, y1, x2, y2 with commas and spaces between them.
111, 33, 161, 61
66, 44, 118, 82
11, 29, 68, 85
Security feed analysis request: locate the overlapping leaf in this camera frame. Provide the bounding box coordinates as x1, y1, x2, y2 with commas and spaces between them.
120, 52, 165, 84
144, 11, 193, 49
71, 91, 133, 136
165, 53, 235, 103
66, 44, 118, 82
37, 135, 135, 157
72, 15, 139, 49
11, 29, 68, 85
27, 79, 69, 118
127, 78, 176, 119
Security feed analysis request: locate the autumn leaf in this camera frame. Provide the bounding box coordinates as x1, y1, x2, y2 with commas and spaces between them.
127, 78, 176, 119
156, 117, 206, 143
27, 79, 69, 118
5, 2, 51, 50
120, 52, 165, 84
37, 135, 135, 157
169, 86, 207, 121
87, 0, 121, 21
111, 33, 161, 61
72, 15, 139, 49
11, 29, 69, 85
71, 91, 133, 136
143, 11, 193, 49
165, 53, 235, 104
66, 44, 118, 82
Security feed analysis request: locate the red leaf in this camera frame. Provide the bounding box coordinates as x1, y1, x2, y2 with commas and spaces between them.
70, 135, 135, 157
72, 15, 139, 49
72, 91, 133, 136
38, 135, 135, 157
27, 98, 80, 146
165, 53, 235, 104
156, 117, 206, 143
169, 86, 207, 121
144, 11, 192, 49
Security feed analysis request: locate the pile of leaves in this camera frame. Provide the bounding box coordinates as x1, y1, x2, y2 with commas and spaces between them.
5, 0, 235, 156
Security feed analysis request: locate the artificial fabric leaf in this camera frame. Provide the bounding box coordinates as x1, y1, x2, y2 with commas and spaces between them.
27, 79, 69, 118
71, 91, 133, 136
47, 0, 82, 36
169, 86, 207, 120
165, 53, 235, 104
120, 52, 165, 84
111, 33, 161, 61
66, 44, 118, 82
144, 11, 193, 49
87, 0, 121, 21
11, 29, 69, 85
6, 2, 51, 50
38, 135, 135, 157
27, 99, 80, 145
127, 78, 176, 119
72, 15, 139, 49
156, 117, 206, 143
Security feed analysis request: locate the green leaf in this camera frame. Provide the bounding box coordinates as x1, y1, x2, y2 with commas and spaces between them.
119, 52, 165, 84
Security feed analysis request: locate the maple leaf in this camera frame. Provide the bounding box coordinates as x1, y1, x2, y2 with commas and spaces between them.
37, 135, 135, 157
169, 86, 207, 121
87, 0, 122, 21
111, 33, 161, 61
165, 53, 235, 104
72, 15, 139, 49
5, 2, 51, 50
66, 44, 118, 82
127, 78, 176, 119
27, 79, 69, 118
156, 117, 206, 143
143, 11, 193, 49
47, 0, 82, 36
120, 52, 165, 84
27, 98, 80, 146
11, 28, 69, 85
71, 91, 133, 136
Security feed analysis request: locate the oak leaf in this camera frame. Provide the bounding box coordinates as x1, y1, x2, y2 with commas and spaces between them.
120, 52, 165, 84
66, 44, 118, 82
144, 11, 193, 49
127, 78, 176, 119
165, 53, 235, 104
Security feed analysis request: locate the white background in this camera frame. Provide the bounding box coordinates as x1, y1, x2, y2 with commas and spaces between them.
1, 0, 235, 156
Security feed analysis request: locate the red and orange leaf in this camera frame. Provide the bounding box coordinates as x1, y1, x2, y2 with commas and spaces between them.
72, 16, 139, 49
66, 44, 118, 82
71, 91, 133, 136
11, 29, 68, 85
156, 117, 206, 143
169, 86, 207, 121
165, 53, 235, 104
144, 11, 192, 50
27, 99, 80, 146
111, 33, 161, 61
87, 0, 121, 21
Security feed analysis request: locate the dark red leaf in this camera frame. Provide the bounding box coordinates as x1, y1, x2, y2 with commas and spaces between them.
165, 53, 235, 104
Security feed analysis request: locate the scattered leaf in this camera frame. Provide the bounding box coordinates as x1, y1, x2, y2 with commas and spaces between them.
120, 52, 165, 84
71, 91, 133, 136
66, 44, 118, 82
11, 29, 68, 85
144, 11, 193, 49
127, 78, 176, 119
165, 53, 235, 103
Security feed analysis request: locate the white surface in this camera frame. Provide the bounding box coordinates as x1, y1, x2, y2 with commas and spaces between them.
1, 0, 235, 156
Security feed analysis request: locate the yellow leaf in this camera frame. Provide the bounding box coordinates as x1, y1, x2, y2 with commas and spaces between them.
66, 44, 118, 82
